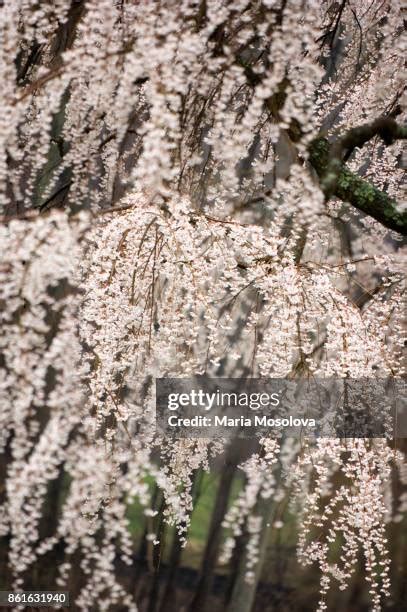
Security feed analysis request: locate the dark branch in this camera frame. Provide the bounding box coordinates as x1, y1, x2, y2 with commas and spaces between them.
331, 117, 407, 163
38, 181, 73, 212
309, 120, 407, 235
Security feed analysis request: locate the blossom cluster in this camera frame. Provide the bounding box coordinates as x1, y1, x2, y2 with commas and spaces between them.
0, 1, 406, 610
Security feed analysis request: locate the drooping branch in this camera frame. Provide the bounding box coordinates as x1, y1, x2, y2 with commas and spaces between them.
309, 119, 407, 236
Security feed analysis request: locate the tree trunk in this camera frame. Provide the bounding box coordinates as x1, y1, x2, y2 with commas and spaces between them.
187, 445, 238, 612
158, 469, 203, 612
226, 495, 275, 612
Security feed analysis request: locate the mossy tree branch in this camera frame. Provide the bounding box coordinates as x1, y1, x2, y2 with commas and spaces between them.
308, 119, 407, 236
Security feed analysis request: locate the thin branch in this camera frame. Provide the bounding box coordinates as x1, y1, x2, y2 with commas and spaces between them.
38, 181, 73, 212
14, 49, 147, 105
